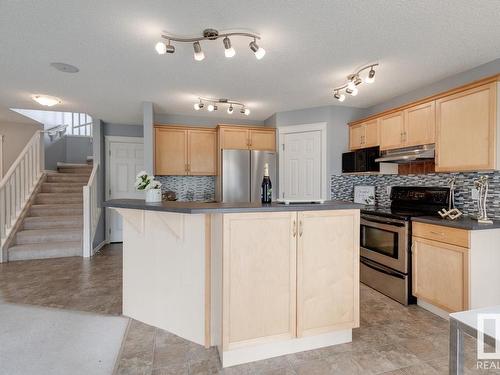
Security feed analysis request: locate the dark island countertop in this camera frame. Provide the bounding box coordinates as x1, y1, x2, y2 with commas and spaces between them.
104, 199, 364, 214
412, 215, 500, 231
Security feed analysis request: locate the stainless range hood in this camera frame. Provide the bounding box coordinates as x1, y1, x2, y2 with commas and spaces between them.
375, 144, 435, 163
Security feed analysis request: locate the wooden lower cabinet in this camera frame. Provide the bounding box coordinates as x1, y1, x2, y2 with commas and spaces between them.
412, 236, 469, 312
222, 212, 297, 350
297, 210, 360, 336
219, 210, 360, 351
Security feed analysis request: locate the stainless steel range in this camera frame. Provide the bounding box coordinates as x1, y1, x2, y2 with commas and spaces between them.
360, 186, 450, 305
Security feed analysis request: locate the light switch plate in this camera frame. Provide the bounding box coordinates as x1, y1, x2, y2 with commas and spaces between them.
386, 186, 392, 196
471, 187, 479, 200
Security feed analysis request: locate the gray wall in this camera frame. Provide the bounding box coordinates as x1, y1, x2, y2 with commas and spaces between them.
154, 113, 264, 128
103, 122, 143, 137
362, 58, 500, 118
0, 121, 42, 176
45, 135, 93, 170
143, 102, 154, 174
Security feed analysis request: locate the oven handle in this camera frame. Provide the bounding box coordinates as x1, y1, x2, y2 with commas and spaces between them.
361, 217, 406, 227
360, 258, 405, 279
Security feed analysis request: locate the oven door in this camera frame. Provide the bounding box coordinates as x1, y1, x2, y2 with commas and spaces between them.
360, 214, 409, 274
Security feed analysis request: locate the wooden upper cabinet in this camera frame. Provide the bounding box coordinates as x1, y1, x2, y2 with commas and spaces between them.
219, 127, 250, 150
363, 120, 379, 148
154, 127, 187, 175
379, 111, 405, 150
349, 120, 379, 150
404, 101, 436, 147
435, 83, 497, 172
349, 124, 364, 150
154, 126, 216, 176
218, 125, 276, 151
249, 129, 276, 151
187, 129, 217, 175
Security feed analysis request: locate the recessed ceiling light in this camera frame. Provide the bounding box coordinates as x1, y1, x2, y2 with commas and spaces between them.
32, 95, 61, 107
50, 62, 79, 73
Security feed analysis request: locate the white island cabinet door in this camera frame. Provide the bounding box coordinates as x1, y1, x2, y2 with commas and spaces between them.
297, 210, 360, 337
222, 212, 297, 350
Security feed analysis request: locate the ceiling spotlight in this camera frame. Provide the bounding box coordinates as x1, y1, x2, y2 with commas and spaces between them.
334, 91, 346, 102
207, 104, 218, 112
227, 105, 234, 114
165, 42, 175, 54
223, 37, 236, 58
346, 87, 358, 96
347, 79, 357, 90
249, 40, 265, 60
32, 95, 61, 107
193, 41, 205, 61
194, 102, 204, 110
240, 108, 251, 116
365, 67, 376, 83
155, 42, 167, 55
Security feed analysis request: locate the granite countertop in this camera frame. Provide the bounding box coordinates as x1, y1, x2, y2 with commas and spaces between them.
104, 199, 363, 214
412, 215, 500, 231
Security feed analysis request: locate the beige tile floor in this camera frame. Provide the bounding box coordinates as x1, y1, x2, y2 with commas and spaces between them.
0, 244, 496, 374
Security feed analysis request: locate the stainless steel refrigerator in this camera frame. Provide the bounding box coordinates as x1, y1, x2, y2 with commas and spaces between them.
221, 150, 277, 203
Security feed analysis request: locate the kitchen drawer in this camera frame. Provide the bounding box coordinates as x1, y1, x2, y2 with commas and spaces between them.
412, 222, 470, 248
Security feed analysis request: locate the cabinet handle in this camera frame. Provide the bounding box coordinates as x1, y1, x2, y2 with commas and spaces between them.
292, 220, 297, 237
185, 163, 188, 172
430, 231, 444, 236
299, 220, 303, 237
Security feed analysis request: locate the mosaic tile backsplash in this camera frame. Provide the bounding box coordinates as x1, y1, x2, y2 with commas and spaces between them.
331, 171, 500, 219
155, 176, 215, 201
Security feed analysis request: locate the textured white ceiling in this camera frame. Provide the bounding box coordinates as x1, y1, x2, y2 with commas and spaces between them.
1, 0, 499, 125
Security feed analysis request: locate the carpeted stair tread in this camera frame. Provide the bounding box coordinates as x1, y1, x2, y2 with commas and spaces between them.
35, 193, 83, 204
8, 241, 82, 261
23, 216, 83, 230
29, 204, 83, 216
16, 228, 82, 245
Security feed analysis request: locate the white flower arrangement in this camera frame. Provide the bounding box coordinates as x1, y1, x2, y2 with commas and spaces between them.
135, 171, 161, 191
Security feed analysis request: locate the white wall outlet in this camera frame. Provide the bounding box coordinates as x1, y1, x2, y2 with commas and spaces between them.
471, 187, 480, 200
386, 186, 392, 196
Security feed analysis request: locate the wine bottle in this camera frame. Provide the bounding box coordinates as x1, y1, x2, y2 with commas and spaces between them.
261, 163, 272, 204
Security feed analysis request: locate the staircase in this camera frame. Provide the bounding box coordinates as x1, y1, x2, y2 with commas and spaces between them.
7, 163, 92, 261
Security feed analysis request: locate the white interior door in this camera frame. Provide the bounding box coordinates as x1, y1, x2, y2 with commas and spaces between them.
282, 130, 322, 201
106, 137, 144, 242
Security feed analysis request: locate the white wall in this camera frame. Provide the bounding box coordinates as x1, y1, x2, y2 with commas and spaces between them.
0, 121, 43, 177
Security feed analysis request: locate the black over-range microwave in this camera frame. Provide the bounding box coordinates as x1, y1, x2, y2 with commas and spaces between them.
342, 147, 380, 173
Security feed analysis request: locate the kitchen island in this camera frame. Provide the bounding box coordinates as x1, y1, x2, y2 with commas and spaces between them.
104, 199, 362, 367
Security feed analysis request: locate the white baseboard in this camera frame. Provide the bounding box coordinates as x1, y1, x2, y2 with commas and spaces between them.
220, 329, 352, 368
417, 299, 450, 320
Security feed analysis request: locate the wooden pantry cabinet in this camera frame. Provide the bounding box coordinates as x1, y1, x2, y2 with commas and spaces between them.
349, 119, 379, 150
154, 126, 217, 176
217, 209, 359, 351
218, 125, 276, 151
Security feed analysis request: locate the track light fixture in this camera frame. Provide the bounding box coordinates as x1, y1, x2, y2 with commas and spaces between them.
333, 64, 378, 102
194, 97, 250, 116
156, 28, 265, 61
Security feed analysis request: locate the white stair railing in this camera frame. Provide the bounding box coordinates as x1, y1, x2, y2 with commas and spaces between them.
83, 162, 100, 257
0, 131, 44, 261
